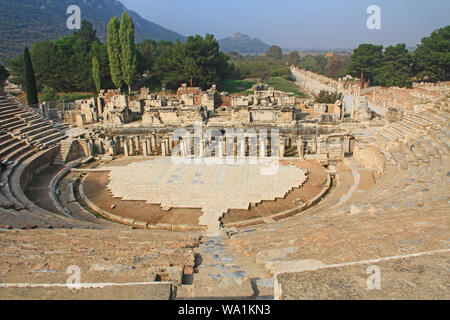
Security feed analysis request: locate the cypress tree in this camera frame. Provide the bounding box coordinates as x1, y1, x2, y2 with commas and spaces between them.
92, 56, 101, 92
119, 12, 137, 93
107, 16, 122, 89
23, 47, 38, 105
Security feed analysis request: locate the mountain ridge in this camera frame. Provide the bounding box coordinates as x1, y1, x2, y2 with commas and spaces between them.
219, 33, 271, 54
0, 0, 186, 64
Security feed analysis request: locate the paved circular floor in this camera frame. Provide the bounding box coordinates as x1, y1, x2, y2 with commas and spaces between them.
105, 158, 308, 235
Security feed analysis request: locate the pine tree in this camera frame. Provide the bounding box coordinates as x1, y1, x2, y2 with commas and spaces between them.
23, 47, 38, 105
119, 12, 137, 93
107, 16, 122, 89
92, 56, 101, 93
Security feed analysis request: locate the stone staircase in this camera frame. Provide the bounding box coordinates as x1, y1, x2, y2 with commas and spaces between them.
53, 139, 74, 165
176, 235, 274, 300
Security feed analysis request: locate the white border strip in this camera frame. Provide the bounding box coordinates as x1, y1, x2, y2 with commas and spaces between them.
0, 281, 171, 289
277, 248, 450, 275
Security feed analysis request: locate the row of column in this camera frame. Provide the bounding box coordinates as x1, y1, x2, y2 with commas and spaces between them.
112, 134, 314, 158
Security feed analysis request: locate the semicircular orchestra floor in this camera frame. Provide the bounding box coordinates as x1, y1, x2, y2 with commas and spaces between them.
82, 158, 328, 235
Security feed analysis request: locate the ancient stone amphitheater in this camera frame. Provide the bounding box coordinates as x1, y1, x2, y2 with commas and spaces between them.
0, 72, 448, 300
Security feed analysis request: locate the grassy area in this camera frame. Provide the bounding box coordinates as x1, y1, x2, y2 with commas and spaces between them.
218, 79, 256, 95
264, 77, 307, 98
218, 77, 307, 98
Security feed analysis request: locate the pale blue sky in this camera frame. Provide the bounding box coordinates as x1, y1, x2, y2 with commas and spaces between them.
120, 0, 449, 49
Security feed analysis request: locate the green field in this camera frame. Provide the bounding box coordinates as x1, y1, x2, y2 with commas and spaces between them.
264, 77, 307, 98
219, 77, 307, 97
218, 79, 256, 95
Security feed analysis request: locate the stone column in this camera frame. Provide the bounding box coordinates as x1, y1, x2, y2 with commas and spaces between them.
124, 140, 129, 157
202, 139, 207, 158
217, 137, 223, 159
96, 141, 103, 155
87, 142, 94, 157
146, 138, 152, 155
165, 137, 170, 156
199, 139, 205, 158
297, 138, 304, 159
351, 100, 355, 119
143, 141, 149, 156
168, 135, 173, 153
239, 137, 246, 158
161, 141, 166, 157
114, 136, 121, 151
129, 140, 135, 156
151, 134, 156, 152
222, 137, 227, 157
134, 136, 140, 151
279, 141, 285, 158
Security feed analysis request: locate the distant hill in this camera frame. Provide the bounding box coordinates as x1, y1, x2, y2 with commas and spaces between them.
219, 33, 271, 54
0, 0, 186, 64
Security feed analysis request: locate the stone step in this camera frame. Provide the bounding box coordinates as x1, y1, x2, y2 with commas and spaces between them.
383, 127, 404, 140
0, 106, 19, 113
27, 128, 58, 142
396, 121, 417, 134
0, 136, 16, 150
390, 123, 410, 136
0, 117, 20, 128
404, 116, 430, 128
0, 140, 25, 158
0, 109, 22, 118
20, 124, 53, 138
7, 121, 27, 132
14, 121, 48, 135
414, 112, 443, 124
0, 133, 10, 143
4, 144, 33, 162
38, 135, 66, 149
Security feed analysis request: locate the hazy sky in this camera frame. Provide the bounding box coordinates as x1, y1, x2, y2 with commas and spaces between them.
120, 0, 449, 49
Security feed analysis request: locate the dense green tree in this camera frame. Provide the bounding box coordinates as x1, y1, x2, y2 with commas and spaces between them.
23, 47, 38, 105
7, 55, 24, 88
119, 12, 137, 93
90, 40, 113, 90
414, 25, 450, 81
92, 56, 101, 92
346, 44, 384, 84
266, 45, 283, 60
286, 51, 300, 66
30, 40, 58, 91
107, 16, 122, 89
297, 55, 328, 75
0, 64, 9, 91
75, 20, 98, 50
375, 44, 413, 87
137, 39, 174, 73
227, 53, 290, 80
8, 21, 112, 93
155, 34, 232, 89
40, 86, 58, 103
